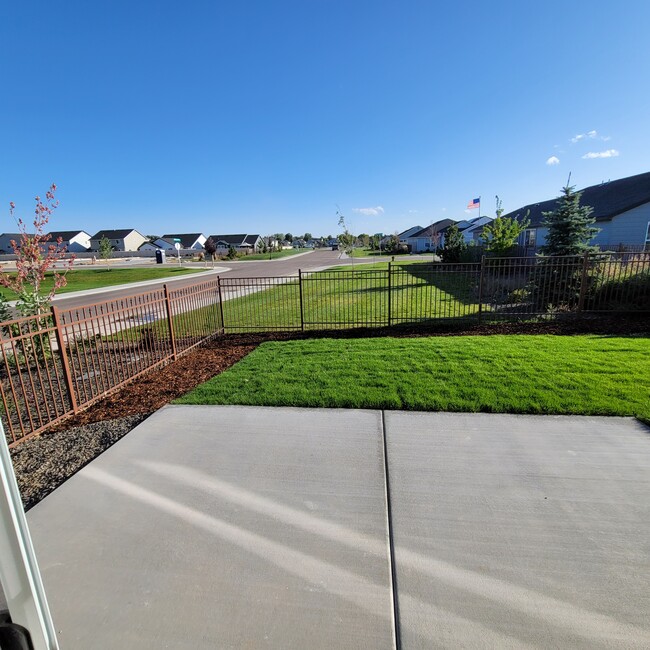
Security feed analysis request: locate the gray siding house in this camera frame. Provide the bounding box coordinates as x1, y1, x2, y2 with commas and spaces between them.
503, 171, 650, 252
404, 220, 456, 253
0, 233, 26, 254
208, 234, 262, 253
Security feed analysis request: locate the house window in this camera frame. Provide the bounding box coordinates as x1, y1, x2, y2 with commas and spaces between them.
646, 221, 650, 244
524, 229, 537, 248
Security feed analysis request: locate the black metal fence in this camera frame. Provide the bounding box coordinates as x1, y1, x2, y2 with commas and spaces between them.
218, 252, 650, 331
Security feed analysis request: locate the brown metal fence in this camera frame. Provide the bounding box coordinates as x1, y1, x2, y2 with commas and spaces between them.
2, 252, 649, 445
1, 280, 222, 447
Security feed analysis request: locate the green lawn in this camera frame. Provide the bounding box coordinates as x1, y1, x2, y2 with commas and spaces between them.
238, 249, 310, 261
219, 262, 479, 331
0, 266, 206, 299
176, 334, 650, 420
349, 248, 410, 258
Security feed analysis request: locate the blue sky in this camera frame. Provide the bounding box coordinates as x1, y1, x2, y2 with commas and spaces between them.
1, 0, 649, 238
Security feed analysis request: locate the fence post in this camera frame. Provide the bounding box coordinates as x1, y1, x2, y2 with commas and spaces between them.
163, 284, 177, 360
477, 255, 486, 324
577, 251, 590, 313
387, 262, 392, 327
51, 306, 78, 414
298, 269, 305, 331
217, 276, 226, 334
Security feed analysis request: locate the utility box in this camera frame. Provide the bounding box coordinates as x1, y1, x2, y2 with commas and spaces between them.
155, 249, 166, 264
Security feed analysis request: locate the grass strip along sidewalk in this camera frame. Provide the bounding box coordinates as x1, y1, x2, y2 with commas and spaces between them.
0, 266, 206, 300
177, 334, 650, 421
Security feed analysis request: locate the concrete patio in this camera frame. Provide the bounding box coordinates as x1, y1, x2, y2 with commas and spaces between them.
26, 407, 650, 648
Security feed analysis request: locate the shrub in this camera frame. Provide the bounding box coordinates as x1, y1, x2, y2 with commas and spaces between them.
586, 267, 650, 311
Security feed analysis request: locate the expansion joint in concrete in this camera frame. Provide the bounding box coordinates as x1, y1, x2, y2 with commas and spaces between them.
380, 410, 401, 650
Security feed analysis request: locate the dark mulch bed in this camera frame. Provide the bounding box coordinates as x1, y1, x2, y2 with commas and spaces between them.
11, 315, 648, 509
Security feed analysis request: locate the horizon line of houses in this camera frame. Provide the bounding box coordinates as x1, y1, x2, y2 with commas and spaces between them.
1, 171, 648, 255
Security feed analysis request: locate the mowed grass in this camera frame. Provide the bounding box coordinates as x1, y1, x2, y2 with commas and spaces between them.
176, 334, 650, 420
0, 266, 206, 299
220, 262, 479, 331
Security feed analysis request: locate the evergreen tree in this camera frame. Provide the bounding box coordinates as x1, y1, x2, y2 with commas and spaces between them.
441, 224, 467, 262
539, 182, 599, 256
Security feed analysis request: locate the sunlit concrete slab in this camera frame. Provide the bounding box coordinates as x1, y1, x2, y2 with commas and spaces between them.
27, 406, 395, 649
385, 412, 650, 649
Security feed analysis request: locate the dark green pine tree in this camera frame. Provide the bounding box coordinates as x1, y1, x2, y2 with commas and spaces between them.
539, 182, 599, 256
441, 223, 467, 262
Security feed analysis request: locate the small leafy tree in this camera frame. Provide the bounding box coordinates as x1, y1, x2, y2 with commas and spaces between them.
481, 205, 530, 257
303, 232, 312, 242
226, 245, 238, 259
0, 184, 74, 316
384, 234, 399, 253
540, 181, 599, 256
441, 224, 467, 262
481, 217, 529, 256
203, 236, 217, 267
260, 235, 276, 259
98, 236, 113, 270
336, 208, 355, 264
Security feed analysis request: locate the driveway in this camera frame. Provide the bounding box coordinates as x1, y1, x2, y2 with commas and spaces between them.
25, 407, 650, 648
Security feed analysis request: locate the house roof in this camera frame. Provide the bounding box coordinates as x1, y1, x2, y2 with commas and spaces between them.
459, 217, 493, 233
503, 171, 650, 227
209, 234, 261, 246
161, 233, 204, 248
91, 229, 142, 240
398, 226, 423, 239
46, 230, 90, 241
408, 219, 457, 239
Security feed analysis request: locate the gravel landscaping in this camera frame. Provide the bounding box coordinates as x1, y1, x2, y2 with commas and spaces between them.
11, 415, 149, 510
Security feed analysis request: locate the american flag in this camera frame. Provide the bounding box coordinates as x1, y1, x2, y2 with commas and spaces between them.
467, 198, 480, 209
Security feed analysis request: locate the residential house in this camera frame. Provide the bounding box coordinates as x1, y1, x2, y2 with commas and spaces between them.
161, 233, 206, 250
89, 229, 149, 252
0, 233, 28, 254
504, 171, 650, 252
403, 219, 457, 253
140, 233, 206, 252
0, 230, 91, 254
456, 217, 494, 244
46, 230, 92, 252
208, 234, 262, 254
397, 226, 423, 246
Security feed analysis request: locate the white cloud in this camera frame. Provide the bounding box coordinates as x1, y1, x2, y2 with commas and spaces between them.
570, 130, 610, 143
408, 209, 419, 214
546, 156, 560, 166
353, 206, 384, 216
582, 149, 620, 159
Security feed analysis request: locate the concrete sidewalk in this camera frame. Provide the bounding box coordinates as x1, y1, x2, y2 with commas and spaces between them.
25, 407, 650, 648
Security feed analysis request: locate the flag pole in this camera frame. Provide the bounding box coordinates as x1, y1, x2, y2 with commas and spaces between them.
478, 196, 481, 219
